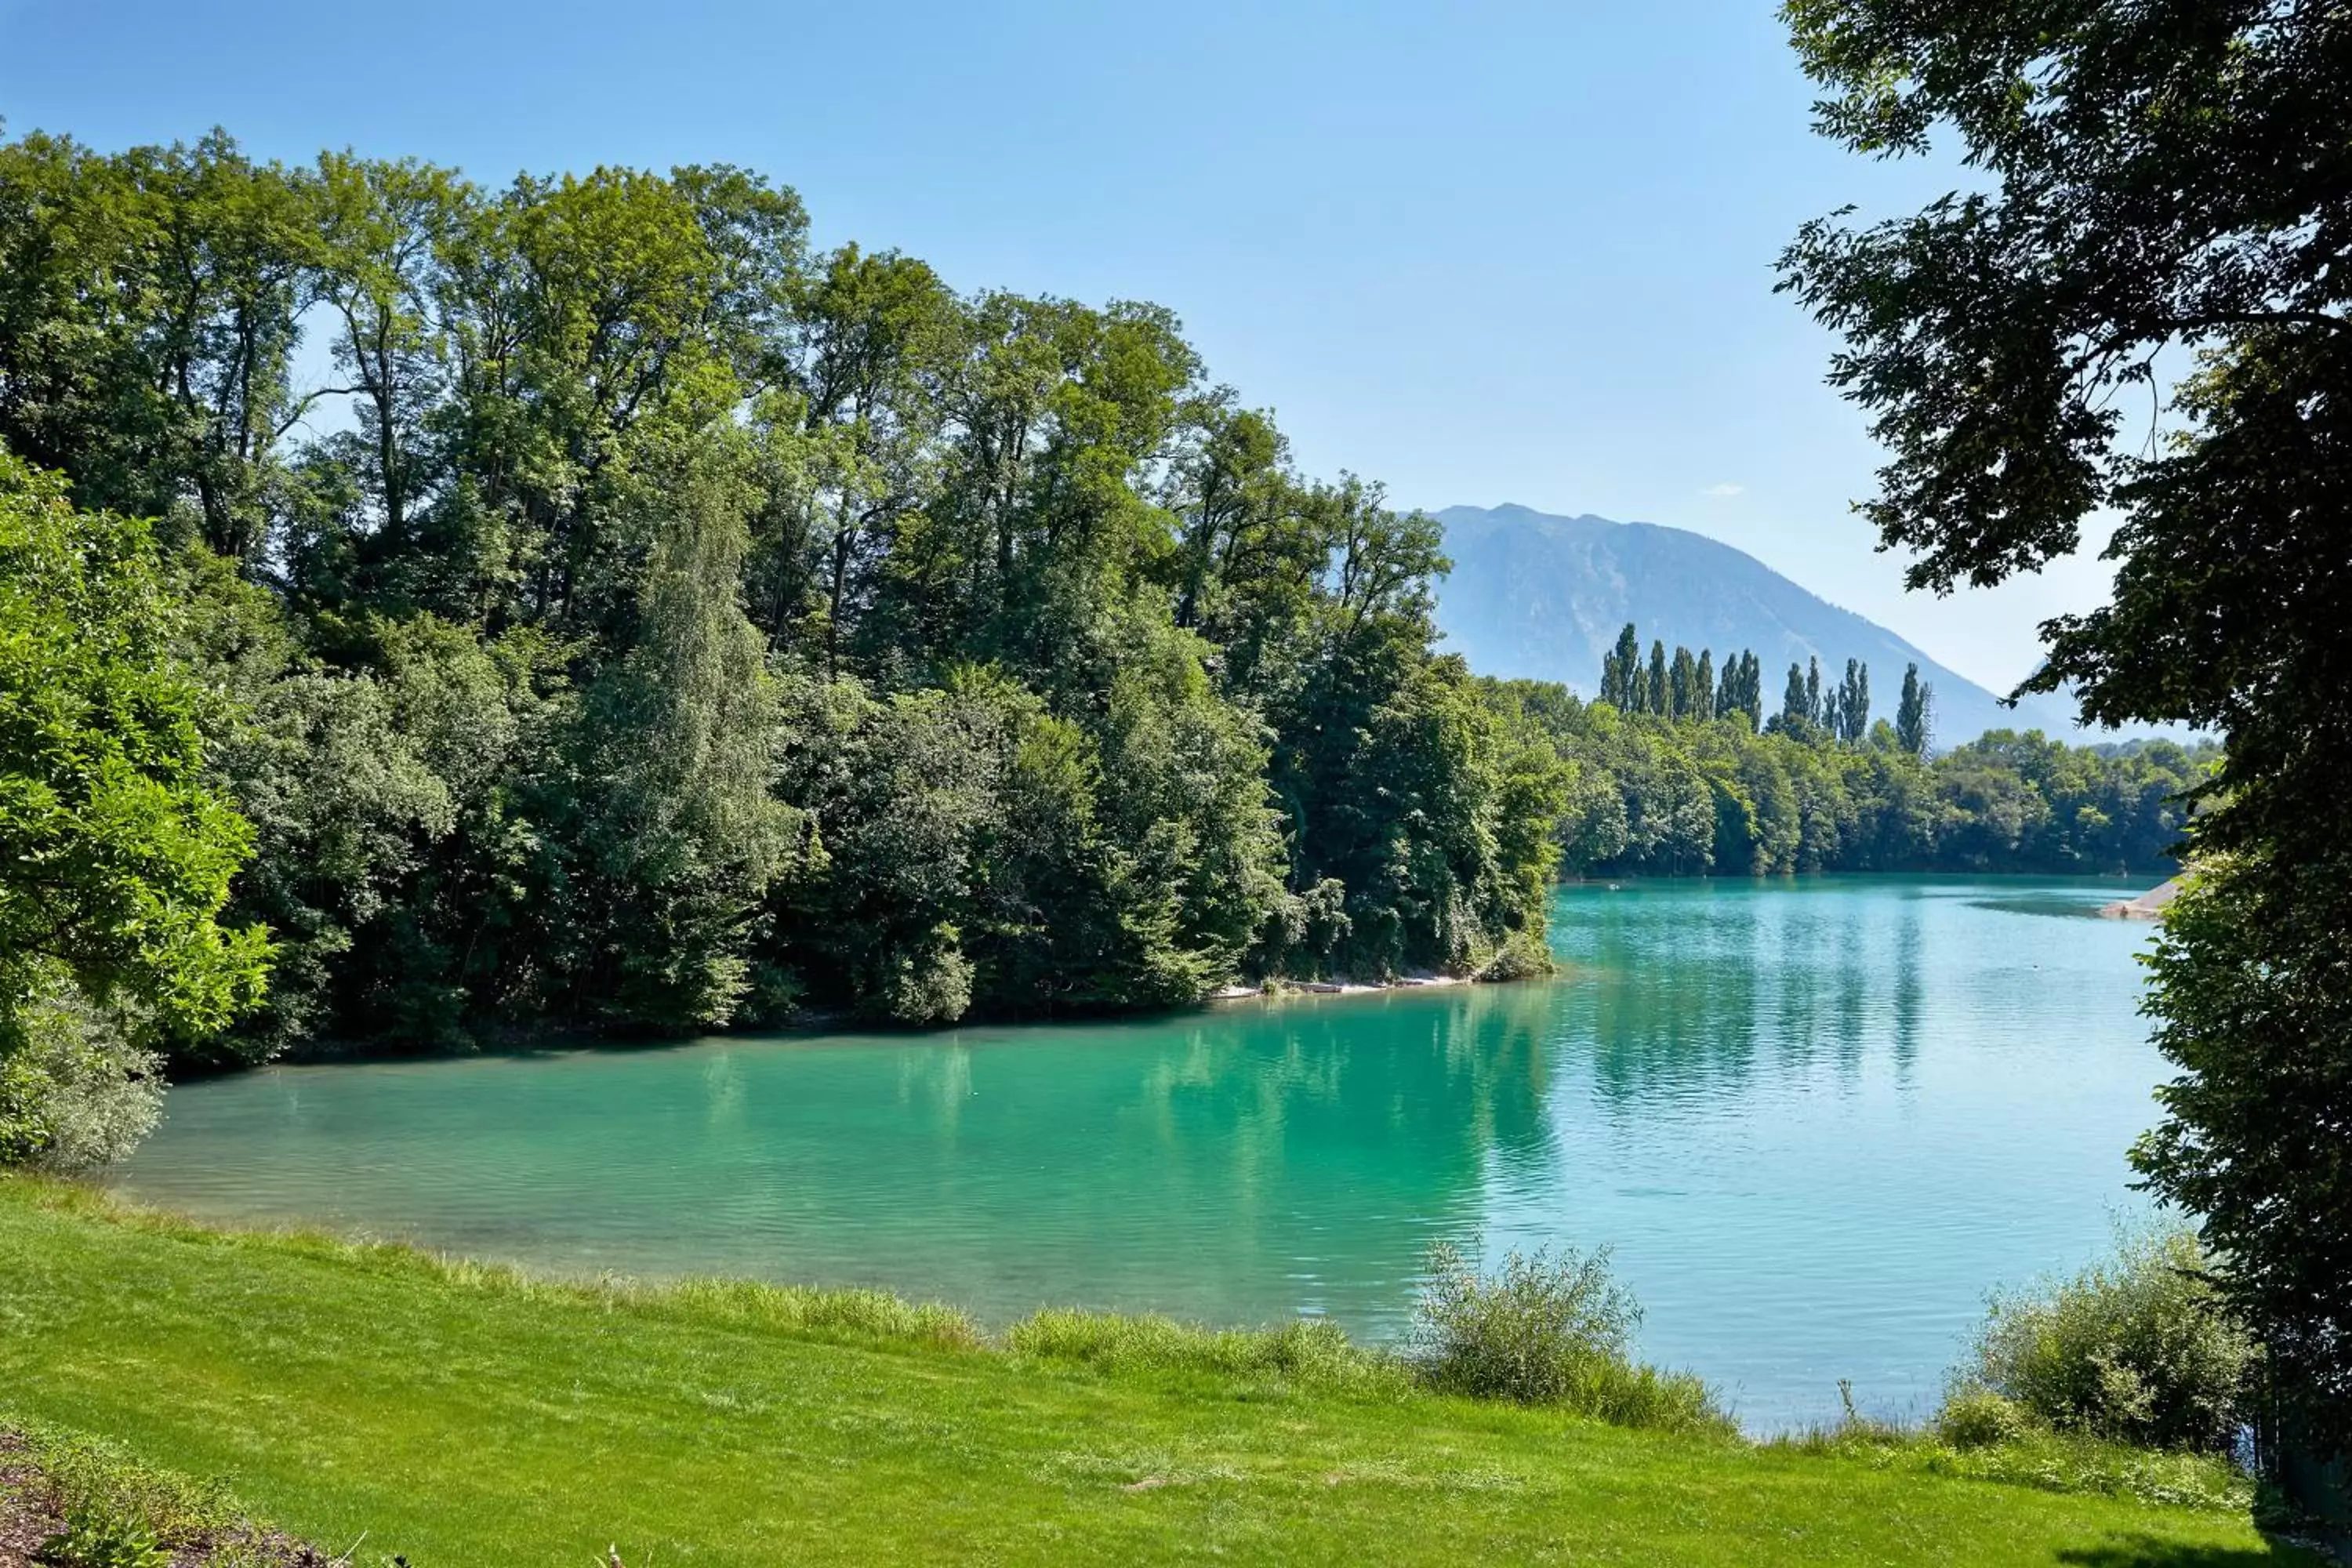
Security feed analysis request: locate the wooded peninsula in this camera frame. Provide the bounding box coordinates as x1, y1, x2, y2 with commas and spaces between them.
0, 128, 2207, 1094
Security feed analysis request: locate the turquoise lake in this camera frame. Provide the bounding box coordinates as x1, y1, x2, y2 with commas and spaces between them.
114, 875, 2169, 1432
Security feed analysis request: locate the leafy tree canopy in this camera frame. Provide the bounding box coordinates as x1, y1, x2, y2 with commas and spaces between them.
1779, 0, 2352, 1447
0, 448, 268, 1162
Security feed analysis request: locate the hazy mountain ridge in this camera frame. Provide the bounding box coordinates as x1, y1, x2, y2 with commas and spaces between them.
1429, 503, 2081, 746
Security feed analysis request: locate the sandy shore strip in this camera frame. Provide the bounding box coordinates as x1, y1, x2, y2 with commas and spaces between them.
2098, 875, 2187, 920
1209, 972, 1472, 1000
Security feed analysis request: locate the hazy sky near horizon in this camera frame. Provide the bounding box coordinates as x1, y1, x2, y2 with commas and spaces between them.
0, 0, 2122, 693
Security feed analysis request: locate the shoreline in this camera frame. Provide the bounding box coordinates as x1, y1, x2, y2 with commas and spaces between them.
0, 1174, 2270, 1562
2097, 874, 2187, 920
1207, 971, 1476, 1002
258, 970, 1512, 1070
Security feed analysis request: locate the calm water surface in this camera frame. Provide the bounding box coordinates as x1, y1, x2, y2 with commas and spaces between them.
117, 876, 2167, 1431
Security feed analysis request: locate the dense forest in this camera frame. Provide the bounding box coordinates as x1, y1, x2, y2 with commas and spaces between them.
0, 127, 2198, 1127
0, 127, 1573, 1080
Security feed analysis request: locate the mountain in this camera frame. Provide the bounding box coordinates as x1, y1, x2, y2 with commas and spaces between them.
1429, 503, 2082, 746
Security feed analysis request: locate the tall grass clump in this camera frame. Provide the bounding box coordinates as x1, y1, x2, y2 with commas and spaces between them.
1006, 1309, 1411, 1398
1953, 1224, 2257, 1452
655, 1278, 980, 1351
1409, 1242, 1730, 1435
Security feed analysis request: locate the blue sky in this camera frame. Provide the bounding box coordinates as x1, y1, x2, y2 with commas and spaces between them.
0, 0, 2114, 691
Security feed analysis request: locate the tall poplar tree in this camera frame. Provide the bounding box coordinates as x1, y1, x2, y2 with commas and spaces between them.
1600, 622, 1640, 709
1836, 659, 1869, 744
1896, 664, 1930, 757
1668, 646, 1698, 721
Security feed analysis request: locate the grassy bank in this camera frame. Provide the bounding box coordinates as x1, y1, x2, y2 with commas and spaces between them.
0, 1179, 2314, 1566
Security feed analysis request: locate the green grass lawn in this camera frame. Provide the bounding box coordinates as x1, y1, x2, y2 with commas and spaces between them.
0, 1178, 2315, 1566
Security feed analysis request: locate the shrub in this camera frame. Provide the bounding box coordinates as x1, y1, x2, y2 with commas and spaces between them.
1410, 1241, 1729, 1433
1967, 1224, 2258, 1451
38, 1507, 172, 1568
0, 971, 163, 1171
1936, 1384, 2036, 1450
1412, 1241, 1635, 1403
1475, 931, 1552, 982
4, 1414, 327, 1566
19, 1423, 230, 1545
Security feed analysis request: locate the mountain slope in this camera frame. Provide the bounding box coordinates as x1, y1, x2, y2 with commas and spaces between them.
1430, 503, 2079, 746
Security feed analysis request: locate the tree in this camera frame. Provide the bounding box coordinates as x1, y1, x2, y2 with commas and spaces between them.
1646, 640, 1668, 717
1722, 651, 1764, 731
0, 448, 269, 1163
1780, 662, 1808, 731
1600, 622, 1640, 710
772, 242, 953, 674
1835, 658, 1869, 744
307, 154, 467, 590
561, 451, 803, 1030
1694, 648, 1714, 724
0, 132, 323, 562
1490, 668, 2200, 882
1896, 663, 1931, 757
1667, 646, 1697, 721
0, 123, 1563, 1112
1781, 0, 2352, 1446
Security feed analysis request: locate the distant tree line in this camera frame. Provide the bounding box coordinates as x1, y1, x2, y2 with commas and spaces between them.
1596, 622, 1931, 753
1491, 623, 2207, 879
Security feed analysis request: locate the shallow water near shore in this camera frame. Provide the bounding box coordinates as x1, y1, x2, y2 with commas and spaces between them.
115, 874, 2167, 1433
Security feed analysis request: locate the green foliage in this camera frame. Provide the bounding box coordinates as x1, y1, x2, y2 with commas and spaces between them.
1781, 0, 2352, 1446
0, 975, 160, 1171
1777, 1414, 2256, 1515
1410, 1240, 1635, 1402
5, 1414, 276, 1563
2134, 858, 2352, 1457
37, 1507, 171, 1568
0, 121, 1571, 1079
1486, 655, 2208, 880
1410, 1241, 1730, 1434
1896, 663, 1930, 757
0, 452, 270, 1036
1923, 1430, 2257, 1515
1965, 1225, 2258, 1453
1474, 929, 1553, 983
0, 452, 267, 1162
556, 452, 801, 1031
652, 1277, 979, 1351
1936, 1385, 2035, 1450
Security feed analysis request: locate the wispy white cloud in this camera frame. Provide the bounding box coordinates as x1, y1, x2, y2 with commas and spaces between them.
1701, 481, 1744, 498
